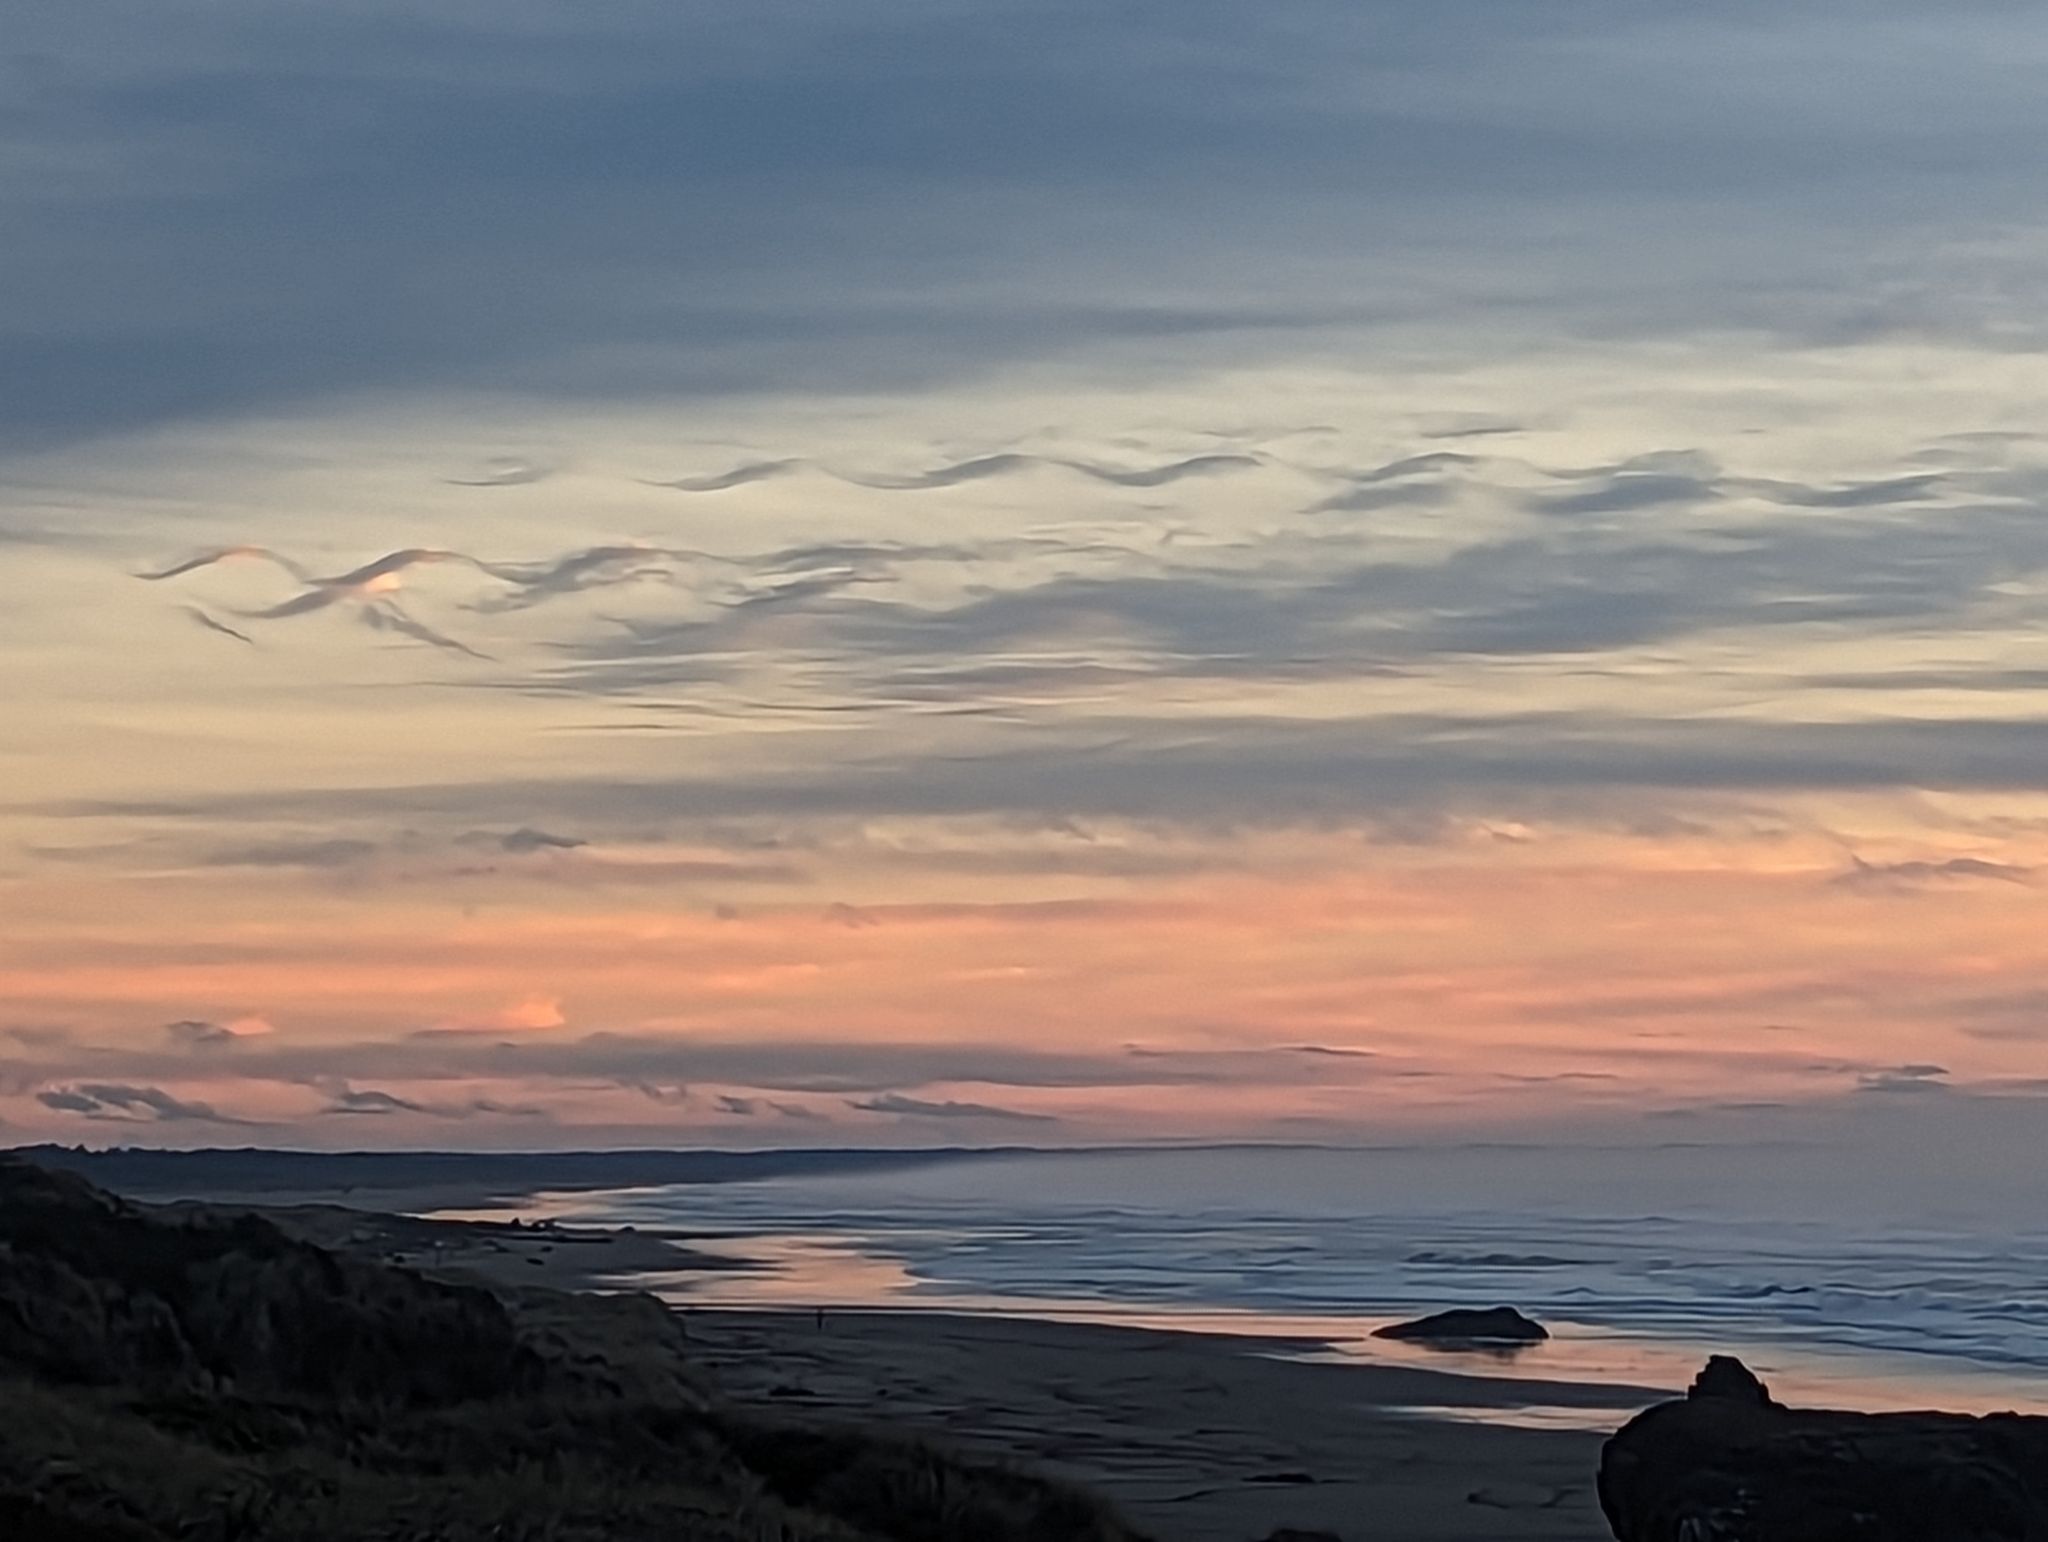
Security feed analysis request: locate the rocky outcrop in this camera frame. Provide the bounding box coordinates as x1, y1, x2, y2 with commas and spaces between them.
1372, 1306, 1549, 1343
1598, 1356, 2048, 1541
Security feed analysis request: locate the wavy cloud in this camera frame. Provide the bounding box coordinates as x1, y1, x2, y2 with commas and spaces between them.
654, 451, 1260, 493
181, 607, 254, 645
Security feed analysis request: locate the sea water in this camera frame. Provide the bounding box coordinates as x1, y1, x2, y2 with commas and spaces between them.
464, 1144, 2048, 1419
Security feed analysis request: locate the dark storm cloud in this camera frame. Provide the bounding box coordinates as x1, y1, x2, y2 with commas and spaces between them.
8, 2, 2048, 449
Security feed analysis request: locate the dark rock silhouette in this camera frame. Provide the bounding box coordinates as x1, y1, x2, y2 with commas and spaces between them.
1599, 1354, 2048, 1541
1372, 1306, 1549, 1343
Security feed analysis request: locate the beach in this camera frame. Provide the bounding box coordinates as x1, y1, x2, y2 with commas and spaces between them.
49, 1139, 2048, 1540
148, 1179, 1647, 1540
249, 1197, 1647, 1540
681, 1309, 1640, 1542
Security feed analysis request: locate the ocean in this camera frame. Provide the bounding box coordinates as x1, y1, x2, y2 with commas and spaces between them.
457, 1144, 2048, 1422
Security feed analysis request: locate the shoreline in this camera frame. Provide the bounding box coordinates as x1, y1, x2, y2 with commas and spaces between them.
116, 1157, 2048, 1422
83, 1161, 2048, 1537
144, 1185, 1647, 1539
677, 1307, 1637, 1541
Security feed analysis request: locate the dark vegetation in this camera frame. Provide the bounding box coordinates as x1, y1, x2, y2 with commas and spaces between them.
0, 1157, 1149, 1542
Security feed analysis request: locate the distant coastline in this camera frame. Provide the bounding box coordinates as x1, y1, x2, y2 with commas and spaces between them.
5, 1141, 1014, 1210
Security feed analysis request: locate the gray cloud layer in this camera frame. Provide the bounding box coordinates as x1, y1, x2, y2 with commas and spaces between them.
9, 2, 2048, 450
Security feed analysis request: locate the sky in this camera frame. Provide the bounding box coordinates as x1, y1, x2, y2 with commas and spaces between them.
4, 0, 2048, 1154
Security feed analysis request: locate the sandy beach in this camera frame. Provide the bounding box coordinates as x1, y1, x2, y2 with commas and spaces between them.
247, 1196, 1653, 1541
679, 1308, 1651, 1542
117, 1166, 1664, 1541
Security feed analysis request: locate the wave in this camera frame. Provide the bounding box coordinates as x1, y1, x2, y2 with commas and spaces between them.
535, 1151, 2048, 1398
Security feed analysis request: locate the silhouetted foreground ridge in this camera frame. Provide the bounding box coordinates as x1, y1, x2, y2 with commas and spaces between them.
0, 1155, 1147, 1542
1599, 1355, 2048, 1541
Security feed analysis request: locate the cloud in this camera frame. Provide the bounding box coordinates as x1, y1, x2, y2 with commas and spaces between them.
468, 545, 696, 612
645, 459, 808, 492
180, 607, 255, 645
35, 1082, 242, 1124
15, 0, 2048, 454
320, 1083, 547, 1119
509, 451, 2048, 710
205, 838, 379, 870
137, 548, 312, 584
139, 540, 700, 649
493, 828, 588, 854
655, 451, 1260, 493
3, 1026, 71, 1049
1833, 856, 2033, 891
848, 1091, 1058, 1123
627, 1080, 692, 1104
716, 1093, 828, 1121
359, 600, 493, 660
489, 996, 568, 1031
1856, 1064, 1952, 1095
143, 547, 504, 656
121, 440, 2039, 691
436, 996, 568, 1033
325, 1087, 426, 1116
0, 1028, 1383, 1106
445, 458, 553, 487
165, 1016, 273, 1049
83, 711, 2048, 838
